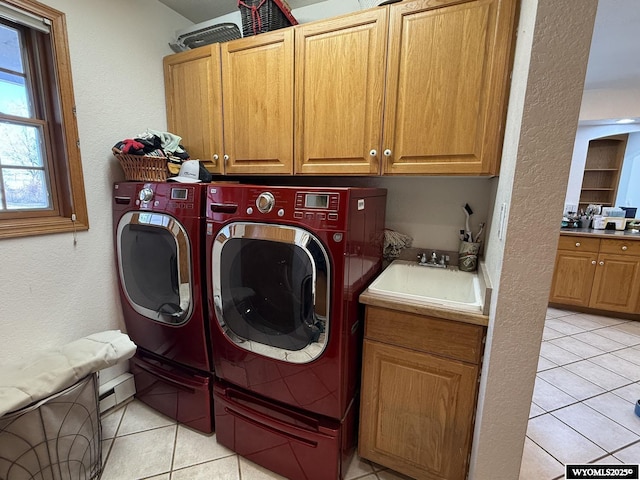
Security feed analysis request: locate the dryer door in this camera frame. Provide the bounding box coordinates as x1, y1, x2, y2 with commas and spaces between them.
212, 222, 330, 364
117, 212, 193, 325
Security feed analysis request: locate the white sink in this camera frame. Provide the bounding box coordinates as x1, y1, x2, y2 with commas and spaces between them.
367, 260, 484, 312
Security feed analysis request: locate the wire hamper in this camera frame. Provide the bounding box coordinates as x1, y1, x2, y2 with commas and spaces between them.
0, 373, 102, 480
114, 152, 169, 182
238, 0, 298, 37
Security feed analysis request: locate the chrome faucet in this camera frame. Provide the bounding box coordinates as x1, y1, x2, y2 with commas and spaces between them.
418, 251, 448, 268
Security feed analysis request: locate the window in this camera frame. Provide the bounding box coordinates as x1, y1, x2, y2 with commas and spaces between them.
0, 0, 87, 238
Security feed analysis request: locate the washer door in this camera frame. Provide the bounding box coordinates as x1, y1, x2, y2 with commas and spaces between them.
117, 211, 193, 325
212, 222, 330, 364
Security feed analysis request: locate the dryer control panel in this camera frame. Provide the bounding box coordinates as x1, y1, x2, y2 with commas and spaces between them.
113, 182, 204, 217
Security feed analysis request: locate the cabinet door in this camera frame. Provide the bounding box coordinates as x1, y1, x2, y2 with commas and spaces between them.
549, 250, 598, 307
590, 254, 640, 313
382, 0, 516, 175
294, 8, 388, 175
221, 30, 294, 175
359, 340, 478, 480
164, 46, 224, 174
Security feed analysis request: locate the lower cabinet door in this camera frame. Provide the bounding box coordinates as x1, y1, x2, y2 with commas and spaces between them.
358, 340, 479, 480
549, 250, 597, 307
590, 254, 640, 313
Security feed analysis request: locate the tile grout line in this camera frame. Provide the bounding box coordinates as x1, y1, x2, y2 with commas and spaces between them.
100, 402, 128, 476
168, 423, 179, 480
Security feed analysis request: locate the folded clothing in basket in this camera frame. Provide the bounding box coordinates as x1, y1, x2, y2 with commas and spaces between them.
0, 330, 136, 417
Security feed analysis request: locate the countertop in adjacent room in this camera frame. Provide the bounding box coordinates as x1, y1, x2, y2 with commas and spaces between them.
560, 227, 640, 240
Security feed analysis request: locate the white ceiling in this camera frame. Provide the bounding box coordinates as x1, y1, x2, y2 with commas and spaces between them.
585, 0, 639, 91
158, 0, 639, 93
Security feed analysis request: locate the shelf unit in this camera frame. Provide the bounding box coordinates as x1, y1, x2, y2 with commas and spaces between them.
578, 134, 628, 212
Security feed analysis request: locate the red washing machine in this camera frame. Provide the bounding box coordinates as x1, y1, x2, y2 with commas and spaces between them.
113, 182, 213, 433
205, 184, 386, 479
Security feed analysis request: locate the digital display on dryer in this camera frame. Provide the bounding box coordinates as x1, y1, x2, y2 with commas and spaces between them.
171, 188, 188, 200
305, 194, 329, 209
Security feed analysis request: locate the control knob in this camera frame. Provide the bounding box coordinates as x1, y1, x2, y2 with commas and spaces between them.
139, 187, 153, 203
256, 192, 275, 213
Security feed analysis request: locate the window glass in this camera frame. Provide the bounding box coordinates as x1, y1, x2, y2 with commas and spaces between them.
0, 122, 44, 166
0, 121, 49, 210
2, 168, 49, 209
0, 24, 30, 118
0, 24, 24, 73
0, 73, 29, 117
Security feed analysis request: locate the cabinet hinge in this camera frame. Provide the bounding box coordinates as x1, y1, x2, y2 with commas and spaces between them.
72, 106, 77, 117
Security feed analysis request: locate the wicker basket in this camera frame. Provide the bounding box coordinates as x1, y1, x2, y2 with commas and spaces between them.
238, 0, 298, 37
115, 153, 169, 182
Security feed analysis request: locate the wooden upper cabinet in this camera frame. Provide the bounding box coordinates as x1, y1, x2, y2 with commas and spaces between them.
382, 0, 516, 175
221, 29, 294, 175
294, 8, 388, 175
163, 46, 224, 174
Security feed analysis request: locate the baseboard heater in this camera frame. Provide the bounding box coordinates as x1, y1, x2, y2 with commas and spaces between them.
98, 373, 136, 414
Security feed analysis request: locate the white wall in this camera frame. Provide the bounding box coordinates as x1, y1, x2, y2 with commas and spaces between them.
0, 0, 191, 365
618, 133, 640, 207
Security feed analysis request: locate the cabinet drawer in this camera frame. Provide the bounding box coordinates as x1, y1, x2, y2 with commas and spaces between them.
558, 236, 600, 252
599, 239, 640, 256
364, 306, 485, 364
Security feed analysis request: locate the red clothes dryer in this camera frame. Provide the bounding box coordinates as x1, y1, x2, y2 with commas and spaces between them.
205, 184, 386, 479
113, 182, 213, 433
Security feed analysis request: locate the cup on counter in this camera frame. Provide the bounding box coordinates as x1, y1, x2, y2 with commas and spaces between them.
579, 216, 590, 228
458, 241, 480, 272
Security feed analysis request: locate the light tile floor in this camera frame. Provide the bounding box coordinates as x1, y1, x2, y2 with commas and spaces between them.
520, 308, 640, 480
100, 399, 410, 480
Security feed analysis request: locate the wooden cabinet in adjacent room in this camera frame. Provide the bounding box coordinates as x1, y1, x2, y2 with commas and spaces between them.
550, 235, 640, 315
163, 46, 224, 174
359, 306, 485, 480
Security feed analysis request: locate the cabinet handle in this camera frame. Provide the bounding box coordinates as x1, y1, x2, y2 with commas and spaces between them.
591, 260, 596, 265
383, 149, 392, 157
369, 149, 377, 157
212, 154, 219, 166
224, 154, 229, 165
213, 154, 219, 160
575, 242, 581, 247
622, 245, 628, 251
599, 261, 605, 266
